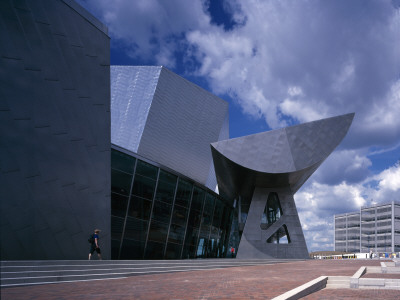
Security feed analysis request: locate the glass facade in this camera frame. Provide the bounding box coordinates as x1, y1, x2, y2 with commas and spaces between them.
111, 147, 233, 259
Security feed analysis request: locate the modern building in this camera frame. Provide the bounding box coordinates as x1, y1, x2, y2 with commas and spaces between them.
0, 0, 111, 260
212, 113, 354, 259
334, 202, 400, 253
109, 66, 233, 259
1, 0, 354, 260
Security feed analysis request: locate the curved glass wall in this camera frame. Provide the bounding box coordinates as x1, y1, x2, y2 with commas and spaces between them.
111, 147, 233, 259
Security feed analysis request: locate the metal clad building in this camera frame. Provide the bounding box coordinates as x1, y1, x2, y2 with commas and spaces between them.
111, 66, 229, 191
109, 66, 233, 260
0, 0, 111, 259
212, 114, 355, 259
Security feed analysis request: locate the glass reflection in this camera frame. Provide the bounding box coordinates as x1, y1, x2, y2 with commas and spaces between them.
191, 187, 205, 212
175, 179, 192, 207
152, 200, 172, 224
120, 239, 144, 259
112, 150, 136, 174
261, 192, 282, 230
111, 169, 132, 196
135, 160, 158, 180
110, 148, 234, 260
168, 224, 185, 244
171, 205, 188, 227
145, 241, 165, 259
165, 242, 182, 259
124, 217, 148, 242
111, 193, 129, 217
148, 220, 169, 243
128, 196, 152, 220
131, 174, 156, 200
155, 179, 176, 204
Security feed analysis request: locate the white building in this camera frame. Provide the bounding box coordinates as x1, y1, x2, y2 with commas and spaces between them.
334, 202, 400, 253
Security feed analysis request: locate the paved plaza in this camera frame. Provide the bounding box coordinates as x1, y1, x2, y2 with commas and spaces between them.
2, 259, 400, 299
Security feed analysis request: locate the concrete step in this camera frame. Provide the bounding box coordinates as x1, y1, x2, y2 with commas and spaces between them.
325, 276, 350, 289
366, 266, 381, 273
326, 283, 350, 289
384, 280, 400, 287
1, 259, 302, 287
1, 272, 130, 287
2, 262, 283, 279
1, 259, 295, 268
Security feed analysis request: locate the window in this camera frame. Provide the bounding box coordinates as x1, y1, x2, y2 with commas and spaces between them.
168, 224, 185, 244
111, 193, 129, 217
120, 239, 145, 259
261, 192, 282, 230
111, 169, 132, 196
171, 205, 188, 227
191, 187, 205, 212
128, 196, 152, 221
155, 170, 177, 204
152, 200, 172, 224
148, 220, 169, 243
124, 217, 148, 242
135, 160, 158, 180
111, 150, 135, 174
175, 179, 192, 208
131, 174, 156, 200
145, 241, 165, 259
267, 224, 291, 244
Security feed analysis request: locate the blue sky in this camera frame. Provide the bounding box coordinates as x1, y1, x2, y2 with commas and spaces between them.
78, 0, 400, 252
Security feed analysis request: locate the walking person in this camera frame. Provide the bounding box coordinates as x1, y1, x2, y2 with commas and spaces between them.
88, 229, 102, 260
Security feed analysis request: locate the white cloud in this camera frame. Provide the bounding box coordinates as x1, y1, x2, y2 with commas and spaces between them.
185, 0, 400, 145
78, 0, 211, 67
287, 86, 303, 97
313, 149, 373, 185
378, 165, 400, 191
297, 161, 400, 251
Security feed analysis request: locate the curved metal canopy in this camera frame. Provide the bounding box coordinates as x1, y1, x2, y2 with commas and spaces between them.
211, 113, 355, 201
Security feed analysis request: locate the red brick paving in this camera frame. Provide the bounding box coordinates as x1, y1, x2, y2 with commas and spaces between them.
2, 260, 400, 300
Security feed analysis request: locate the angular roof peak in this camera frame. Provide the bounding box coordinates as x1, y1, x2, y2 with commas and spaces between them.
211, 113, 355, 199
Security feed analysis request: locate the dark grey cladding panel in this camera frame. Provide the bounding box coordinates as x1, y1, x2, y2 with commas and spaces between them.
137, 67, 229, 189
285, 113, 355, 170
236, 187, 309, 259
211, 144, 320, 200
0, 0, 110, 259
211, 128, 296, 173
212, 113, 354, 198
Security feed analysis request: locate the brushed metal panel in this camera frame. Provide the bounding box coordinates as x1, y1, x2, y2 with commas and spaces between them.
111, 66, 161, 153
212, 113, 355, 198
137, 67, 229, 189
211, 114, 354, 258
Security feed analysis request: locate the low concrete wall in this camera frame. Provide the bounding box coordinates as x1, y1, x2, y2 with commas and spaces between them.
350, 266, 366, 288
271, 276, 328, 300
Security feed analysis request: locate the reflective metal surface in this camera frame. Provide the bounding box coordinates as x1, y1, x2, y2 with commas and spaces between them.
212, 113, 355, 200
111, 66, 229, 191
111, 66, 161, 153
211, 113, 355, 259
